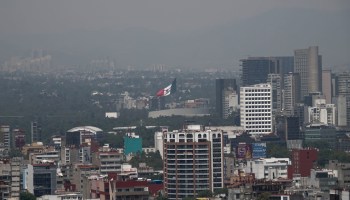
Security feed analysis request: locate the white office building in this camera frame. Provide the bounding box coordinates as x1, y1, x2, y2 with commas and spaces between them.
240, 84, 273, 135
246, 157, 291, 180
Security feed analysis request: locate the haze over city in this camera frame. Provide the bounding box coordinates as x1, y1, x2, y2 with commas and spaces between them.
1, 1, 350, 200
0, 0, 349, 69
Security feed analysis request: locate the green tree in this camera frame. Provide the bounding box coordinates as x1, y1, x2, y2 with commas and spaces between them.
214, 188, 228, 197
257, 192, 271, 200
197, 190, 213, 197
20, 192, 36, 200
267, 143, 289, 158
9, 149, 23, 158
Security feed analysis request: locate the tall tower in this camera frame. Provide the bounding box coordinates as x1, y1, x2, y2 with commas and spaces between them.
163, 125, 223, 199
294, 46, 322, 100
215, 79, 237, 118
241, 57, 278, 86
0, 125, 11, 155
322, 70, 333, 104
283, 73, 301, 115
267, 74, 282, 113
31, 121, 42, 143
337, 72, 350, 127
240, 84, 273, 135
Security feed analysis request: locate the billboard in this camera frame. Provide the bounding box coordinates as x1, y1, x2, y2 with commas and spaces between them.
236, 143, 252, 159
252, 142, 267, 158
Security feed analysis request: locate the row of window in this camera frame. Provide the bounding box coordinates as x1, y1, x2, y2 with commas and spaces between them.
243, 117, 271, 121
245, 112, 271, 116
243, 89, 271, 93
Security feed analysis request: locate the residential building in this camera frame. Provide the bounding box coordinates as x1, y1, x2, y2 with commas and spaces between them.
10, 157, 22, 199
294, 46, 322, 100
0, 125, 11, 155
71, 164, 99, 192
92, 150, 122, 175
163, 125, 223, 199
240, 84, 273, 135
11, 128, 25, 150
0, 159, 11, 200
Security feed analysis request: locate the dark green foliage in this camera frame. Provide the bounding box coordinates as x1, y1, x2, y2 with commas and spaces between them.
197, 190, 213, 197
20, 192, 36, 200
214, 188, 228, 196
9, 149, 23, 158
257, 192, 271, 200
98, 133, 124, 148
304, 141, 350, 166
129, 151, 163, 170
267, 143, 290, 158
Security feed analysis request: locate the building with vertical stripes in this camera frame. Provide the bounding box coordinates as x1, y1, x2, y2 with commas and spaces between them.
163, 125, 223, 200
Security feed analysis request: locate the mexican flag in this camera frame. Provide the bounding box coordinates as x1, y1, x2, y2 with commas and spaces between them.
156, 79, 176, 97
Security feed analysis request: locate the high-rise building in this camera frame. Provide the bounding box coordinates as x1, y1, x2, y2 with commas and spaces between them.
0, 125, 11, 155
241, 58, 278, 87
163, 125, 223, 199
240, 84, 273, 135
267, 74, 282, 113
322, 70, 333, 104
294, 46, 322, 100
241, 56, 294, 87
215, 79, 237, 118
31, 121, 42, 143
10, 157, 21, 199
283, 73, 301, 115
337, 72, 350, 127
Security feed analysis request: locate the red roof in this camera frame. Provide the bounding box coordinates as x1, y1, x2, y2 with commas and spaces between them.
147, 183, 163, 196
115, 180, 148, 188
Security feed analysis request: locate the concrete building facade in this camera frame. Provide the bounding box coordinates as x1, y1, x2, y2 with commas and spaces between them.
240, 84, 273, 135
294, 46, 322, 100
163, 125, 223, 200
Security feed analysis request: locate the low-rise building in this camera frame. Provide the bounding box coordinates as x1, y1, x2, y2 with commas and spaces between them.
246, 158, 291, 180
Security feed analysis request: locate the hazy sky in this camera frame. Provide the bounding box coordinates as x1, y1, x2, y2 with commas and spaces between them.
0, 0, 349, 69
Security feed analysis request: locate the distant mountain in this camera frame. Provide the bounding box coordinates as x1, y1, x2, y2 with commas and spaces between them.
0, 7, 349, 70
